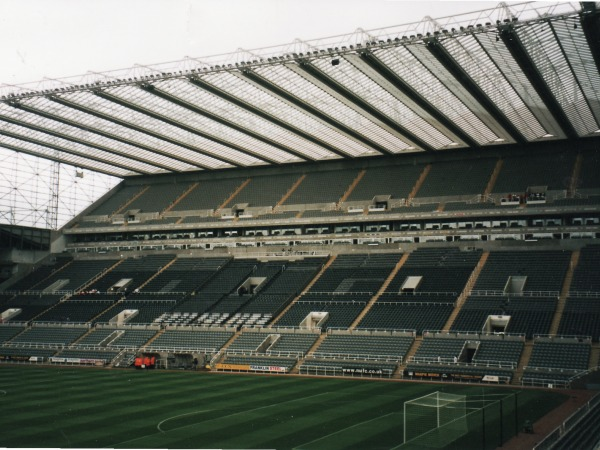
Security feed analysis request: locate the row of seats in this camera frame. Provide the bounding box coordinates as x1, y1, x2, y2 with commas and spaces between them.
81, 149, 592, 219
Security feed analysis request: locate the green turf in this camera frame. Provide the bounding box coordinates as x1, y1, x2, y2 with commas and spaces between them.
0, 366, 567, 449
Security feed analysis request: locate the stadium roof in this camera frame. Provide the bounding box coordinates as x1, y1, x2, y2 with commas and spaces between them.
0, 1, 599, 178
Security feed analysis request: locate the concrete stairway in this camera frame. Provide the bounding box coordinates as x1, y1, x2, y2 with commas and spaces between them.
349, 253, 410, 330
549, 250, 580, 335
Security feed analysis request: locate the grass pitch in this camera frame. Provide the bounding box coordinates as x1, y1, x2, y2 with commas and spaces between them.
0, 366, 566, 449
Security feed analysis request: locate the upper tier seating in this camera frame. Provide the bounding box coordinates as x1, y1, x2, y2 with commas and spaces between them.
415, 158, 497, 198
87, 185, 143, 216
578, 150, 600, 190
120, 183, 192, 213
223, 173, 299, 208
492, 152, 576, 193
345, 164, 425, 202
169, 178, 246, 212
283, 169, 358, 205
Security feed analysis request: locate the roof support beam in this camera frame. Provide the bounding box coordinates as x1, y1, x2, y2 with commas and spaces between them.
499, 26, 579, 139
0, 142, 125, 177
240, 69, 390, 156
93, 90, 278, 165
0, 113, 176, 172
187, 76, 350, 159
425, 38, 528, 145
580, 3, 600, 75
0, 129, 144, 175
354, 51, 479, 148
11, 100, 212, 170
48, 96, 245, 168
291, 61, 431, 152
139, 84, 310, 161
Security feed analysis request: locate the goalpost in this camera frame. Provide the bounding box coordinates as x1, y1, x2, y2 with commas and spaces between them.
403, 391, 468, 446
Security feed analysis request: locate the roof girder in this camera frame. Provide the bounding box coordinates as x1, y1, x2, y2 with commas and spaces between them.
17, 98, 214, 170
354, 51, 479, 148
48, 95, 242, 168
92, 90, 275, 165
0, 111, 177, 172
188, 76, 351, 159
0, 128, 145, 175
239, 68, 389, 157
291, 61, 431, 152
425, 38, 528, 145
0, 141, 125, 177
139, 83, 311, 162
580, 3, 600, 76
499, 25, 579, 139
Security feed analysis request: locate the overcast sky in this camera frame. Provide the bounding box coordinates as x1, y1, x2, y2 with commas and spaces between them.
1, 0, 504, 87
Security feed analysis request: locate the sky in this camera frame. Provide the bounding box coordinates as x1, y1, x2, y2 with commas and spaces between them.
0, 0, 504, 87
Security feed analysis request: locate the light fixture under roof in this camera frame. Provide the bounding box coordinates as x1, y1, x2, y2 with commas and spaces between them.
494, 138, 505, 142
542, 133, 555, 138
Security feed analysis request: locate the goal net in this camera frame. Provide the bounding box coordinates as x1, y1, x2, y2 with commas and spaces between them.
403, 391, 468, 447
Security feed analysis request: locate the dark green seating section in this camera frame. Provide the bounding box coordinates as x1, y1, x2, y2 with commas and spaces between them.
312, 333, 414, 361
33, 300, 115, 323
33, 259, 119, 293
94, 300, 177, 324
148, 329, 234, 351
6, 257, 72, 292
10, 327, 87, 345
474, 250, 570, 292
415, 158, 496, 198
227, 330, 318, 355
527, 340, 590, 371
452, 296, 557, 338
89, 254, 175, 292
173, 178, 247, 212
0, 326, 25, 343
358, 302, 453, 334
123, 183, 192, 213
346, 164, 425, 202
559, 244, 600, 341
284, 169, 358, 205
492, 152, 576, 193
275, 301, 365, 329
522, 339, 591, 384
87, 185, 143, 216
223, 173, 299, 208
141, 256, 228, 293
108, 329, 159, 348
558, 297, 600, 341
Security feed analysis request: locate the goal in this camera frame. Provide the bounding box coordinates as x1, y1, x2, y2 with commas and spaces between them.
403, 391, 468, 447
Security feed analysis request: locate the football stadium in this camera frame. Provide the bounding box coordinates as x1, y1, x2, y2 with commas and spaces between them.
1, 1, 600, 449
